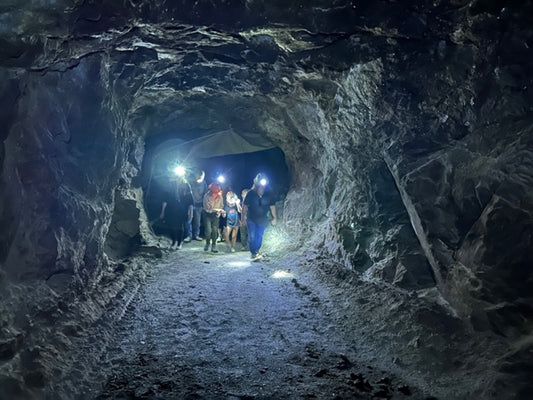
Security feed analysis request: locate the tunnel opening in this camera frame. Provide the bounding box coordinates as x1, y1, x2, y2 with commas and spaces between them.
136, 131, 290, 249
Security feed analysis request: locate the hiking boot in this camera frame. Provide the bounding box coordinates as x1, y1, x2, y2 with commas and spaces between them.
194, 236, 203, 241
251, 253, 263, 261
183, 237, 191, 243
230, 247, 236, 253
204, 244, 209, 252
170, 242, 178, 250
211, 246, 218, 253
177, 243, 183, 250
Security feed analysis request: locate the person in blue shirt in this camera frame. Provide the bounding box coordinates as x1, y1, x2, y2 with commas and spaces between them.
242, 173, 278, 261
224, 189, 242, 252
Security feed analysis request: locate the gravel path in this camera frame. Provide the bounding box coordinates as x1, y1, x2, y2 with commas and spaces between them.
92, 241, 422, 399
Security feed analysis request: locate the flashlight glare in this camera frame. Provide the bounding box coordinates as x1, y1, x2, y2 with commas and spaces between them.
259, 178, 267, 186
272, 270, 294, 279
217, 175, 226, 183
173, 165, 186, 177
228, 261, 249, 268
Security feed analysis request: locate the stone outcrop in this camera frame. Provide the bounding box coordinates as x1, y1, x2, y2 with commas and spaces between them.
0, 1, 532, 398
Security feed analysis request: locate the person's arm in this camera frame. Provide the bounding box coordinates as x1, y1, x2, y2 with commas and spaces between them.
160, 202, 167, 219
241, 193, 251, 226
203, 193, 212, 212
269, 204, 277, 226
241, 204, 248, 226
216, 196, 226, 217
186, 185, 194, 220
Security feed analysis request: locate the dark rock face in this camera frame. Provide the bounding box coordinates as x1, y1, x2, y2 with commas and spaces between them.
0, 0, 532, 398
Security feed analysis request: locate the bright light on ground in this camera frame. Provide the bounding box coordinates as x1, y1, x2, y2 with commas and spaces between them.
271, 270, 294, 279
227, 261, 249, 268
261, 226, 294, 255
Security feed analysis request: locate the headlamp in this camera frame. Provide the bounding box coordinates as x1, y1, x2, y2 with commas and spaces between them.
217, 175, 226, 184
196, 171, 205, 183
173, 165, 186, 177
254, 173, 268, 187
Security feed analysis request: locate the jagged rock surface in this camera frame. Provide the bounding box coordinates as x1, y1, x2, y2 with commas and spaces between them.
0, 1, 532, 399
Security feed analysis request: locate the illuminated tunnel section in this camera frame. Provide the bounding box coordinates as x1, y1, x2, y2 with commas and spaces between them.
141, 133, 290, 236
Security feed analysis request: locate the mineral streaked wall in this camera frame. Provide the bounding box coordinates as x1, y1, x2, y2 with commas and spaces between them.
0, 0, 532, 398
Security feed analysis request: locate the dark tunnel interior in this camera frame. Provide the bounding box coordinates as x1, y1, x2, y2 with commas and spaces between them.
1, 1, 533, 399
141, 143, 290, 238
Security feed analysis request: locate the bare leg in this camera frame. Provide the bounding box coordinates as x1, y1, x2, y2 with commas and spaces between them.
224, 227, 230, 249
231, 227, 238, 249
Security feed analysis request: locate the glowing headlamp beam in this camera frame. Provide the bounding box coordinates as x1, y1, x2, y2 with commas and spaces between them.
173, 165, 186, 177
217, 175, 226, 184
259, 178, 268, 186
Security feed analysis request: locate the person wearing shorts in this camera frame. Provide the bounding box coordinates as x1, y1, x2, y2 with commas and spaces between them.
224, 190, 241, 252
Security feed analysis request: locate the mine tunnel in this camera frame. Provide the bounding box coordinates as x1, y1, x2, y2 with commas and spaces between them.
0, 1, 532, 399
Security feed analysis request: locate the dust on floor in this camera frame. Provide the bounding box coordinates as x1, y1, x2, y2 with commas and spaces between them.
83, 240, 427, 399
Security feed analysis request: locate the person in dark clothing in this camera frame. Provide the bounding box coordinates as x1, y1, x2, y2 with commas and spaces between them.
242, 174, 278, 261
160, 177, 194, 250
202, 183, 226, 253
186, 170, 207, 242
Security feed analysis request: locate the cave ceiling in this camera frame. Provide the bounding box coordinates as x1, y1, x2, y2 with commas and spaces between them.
1, 0, 500, 144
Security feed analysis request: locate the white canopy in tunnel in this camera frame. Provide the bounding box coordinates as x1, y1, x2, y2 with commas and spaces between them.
149, 129, 276, 166
186, 129, 275, 159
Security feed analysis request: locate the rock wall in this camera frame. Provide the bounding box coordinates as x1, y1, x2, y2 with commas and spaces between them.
0, 0, 532, 398
256, 9, 533, 335
0, 54, 145, 397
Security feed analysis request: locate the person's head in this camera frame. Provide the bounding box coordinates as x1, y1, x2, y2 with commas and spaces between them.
226, 190, 238, 205
195, 170, 205, 183
208, 183, 221, 195
253, 173, 268, 195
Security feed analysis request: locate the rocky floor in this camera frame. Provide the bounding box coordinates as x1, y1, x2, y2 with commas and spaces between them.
42, 226, 530, 400
72, 240, 430, 400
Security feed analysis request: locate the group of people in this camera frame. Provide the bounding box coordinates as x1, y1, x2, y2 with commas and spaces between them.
160, 171, 277, 261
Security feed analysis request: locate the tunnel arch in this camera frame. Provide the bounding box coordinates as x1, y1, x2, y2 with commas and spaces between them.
1, 1, 532, 398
